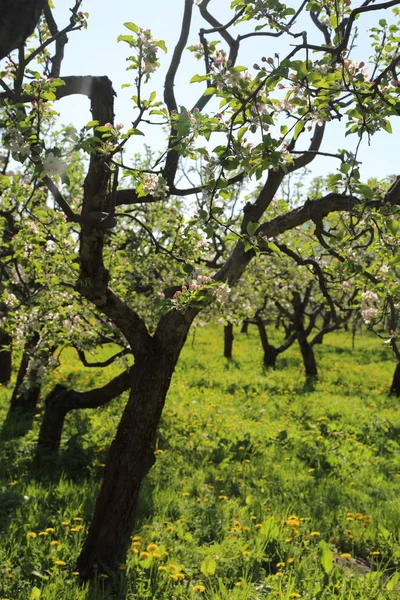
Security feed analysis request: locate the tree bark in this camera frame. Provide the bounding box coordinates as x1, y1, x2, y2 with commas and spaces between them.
223, 322, 234, 359
76, 312, 192, 579
241, 320, 249, 334
0, 0, 46, 60
390, 362, 400, 397
9, 332, 40, 412
256, 318, 277, 368
36, 369, 133, 453
0, 330, 12, 384
292, 292, 318, 378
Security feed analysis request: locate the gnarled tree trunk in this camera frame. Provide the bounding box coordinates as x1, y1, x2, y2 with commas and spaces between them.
76, 312, 192, 579
256, 318, 278, 368
9, 332, 40, 412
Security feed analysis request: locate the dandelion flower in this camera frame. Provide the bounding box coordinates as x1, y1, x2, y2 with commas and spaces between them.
26, 532, 37, 539
193, 584, 206, 592
139, 551, 150, 559
341, 553, 351, 559
147, 543, 158, 552
55, 560, 66, 566
50, 540, 60, 546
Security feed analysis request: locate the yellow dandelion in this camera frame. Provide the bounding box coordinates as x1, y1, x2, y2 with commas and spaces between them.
158, 566, 167, 571
182, 492, 190, 496
129, 548, 139, 554
289, 594, 302, 598
70, 526, 83, 532
55, 560, 66, 566
193, 584, 206, 593
38, 531, 48, 536
26, 532, 37, 539
50, 540, 60, 546
153, 552, 162, 559
46, 528, 55, 533
175, 572, 184, 580
235, 581, 242, 587
341, 553, 351, 559
276, 562, 285, 568
243, 551, 251, 556
139, 551, 150, 559
310, 531, 320, 536
371, 551, 381, 556
147, 543, 158, 552
73, 517, 83, 522
142, 525, 152, 530
288, 557, 295, 564
61, 521, 70, 526
72, 571, 79, 576
133, 535, 141, 541
255, 523, 262, 529
276, 571, 284, 577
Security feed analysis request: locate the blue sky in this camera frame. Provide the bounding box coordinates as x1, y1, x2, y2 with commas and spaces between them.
53, 0, 400, 184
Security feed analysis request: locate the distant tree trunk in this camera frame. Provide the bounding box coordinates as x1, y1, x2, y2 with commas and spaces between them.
9, 332, 40, 412
37, 369, 133, 453
293, 292, 317, 378
224, 322, 234, 359
76, 312, 192, 579
241, 320, 249, 334
0, 330, 12, 384
390, 363, 400, 397
256, 318, 277, 368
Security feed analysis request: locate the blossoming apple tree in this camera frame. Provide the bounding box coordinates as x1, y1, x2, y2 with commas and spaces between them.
1, 0, 400, 578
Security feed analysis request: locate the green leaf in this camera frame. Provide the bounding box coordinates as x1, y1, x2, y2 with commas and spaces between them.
293, 119, 305, 140
319, 540, 333, 575
203, 87, 217, 97
201, 556, 216, 576
388, 219, 399, 236
357, 184, 374, 199
124, 22, 139, 33
30, 587, 41, 600
127, 128, 145, 136
378, 524, 390, 540
386, 572, 399, 591
246, 221, 259, 236
230, 65, 247, 73
382, 120, 393, 134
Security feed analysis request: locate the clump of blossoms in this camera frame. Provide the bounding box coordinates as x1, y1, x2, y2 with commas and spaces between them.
140, 174, 169, 199
361, 290, 380, 324
158, 275, 231, 313
42, 152, 66, 178
2, 128, 30, 158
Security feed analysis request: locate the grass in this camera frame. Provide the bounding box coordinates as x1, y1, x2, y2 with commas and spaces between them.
0, 326, 399, 599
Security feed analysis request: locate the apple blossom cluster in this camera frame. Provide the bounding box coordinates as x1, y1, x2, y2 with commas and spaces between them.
159, 275, 231, 313
2, 129, 30, 158
137, 29, 160, 74
141, 174, 169, 199
42, 152, 66, 178
361, 290, 379, 324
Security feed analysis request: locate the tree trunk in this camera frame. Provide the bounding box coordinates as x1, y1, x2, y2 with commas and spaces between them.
0, 0, 46, 59
37, 369, 133, 453
390, 362, 400, 396
223, 322, 234, 359
297, 329, 318, 377
241, 320, 249, 334
0, 330, 12, 384
256, 318, 277, 368
76, 314, 192, 579
9, 332, 40, 412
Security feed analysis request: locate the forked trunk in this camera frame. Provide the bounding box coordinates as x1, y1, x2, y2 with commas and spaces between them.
223, 322, 234, 359
297, 329, 318, 378
76, 314, 192, 578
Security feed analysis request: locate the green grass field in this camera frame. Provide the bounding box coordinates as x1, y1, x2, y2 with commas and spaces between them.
0, 327, 399, 599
